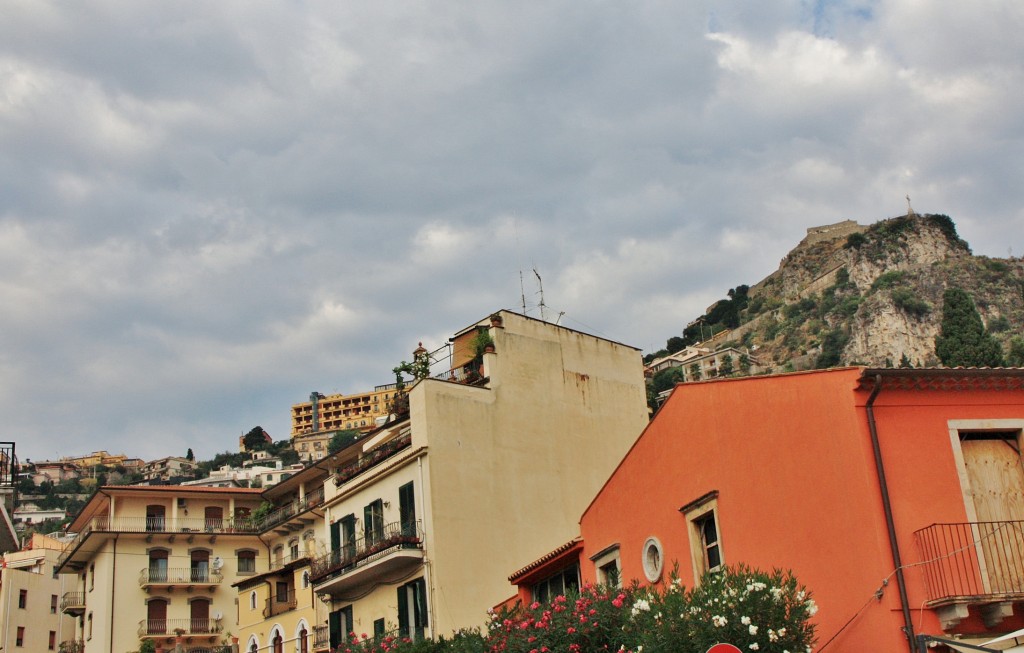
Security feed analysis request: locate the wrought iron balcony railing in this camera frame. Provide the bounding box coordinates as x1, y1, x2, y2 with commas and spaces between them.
259, 486, 325, 531
139, 567, 224, 586
310, 520, 423, 584
263, 589, 299, 618
312, 625, 329, 650
60, 592, 85, 613
59, 516, 260, 567
58, 640, 84, 653
914, 521, 1024, 604
137, 618, 224, 638
333, 433, 412, 487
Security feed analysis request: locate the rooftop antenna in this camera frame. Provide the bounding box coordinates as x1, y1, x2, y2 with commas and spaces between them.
555, 311, 565, 325
533, 268, 547, 322
519, 269, 528, 316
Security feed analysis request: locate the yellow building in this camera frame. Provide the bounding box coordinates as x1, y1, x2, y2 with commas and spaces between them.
234, 464, 332, 653
307, 310, 650, 645
290, 385, 402, 438
56, 486, 265, 653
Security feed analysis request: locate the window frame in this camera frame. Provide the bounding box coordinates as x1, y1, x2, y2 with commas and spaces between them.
681, 490, 723, 582
589, 544, 621, 589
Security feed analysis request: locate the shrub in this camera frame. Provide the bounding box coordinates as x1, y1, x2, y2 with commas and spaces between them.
891, 288, 931, 317
844, 232, 867, 249
871, 271, 906, 291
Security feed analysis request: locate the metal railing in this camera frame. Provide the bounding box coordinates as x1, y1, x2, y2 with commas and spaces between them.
59, 516, 260, 567
269, 550, 309, 571
333, 433, 412, 487
60, 592, 85, 612
263, 589, 299, 618
139, 567, 224, 585
914, 521, 1024, 603
312, 625, 329, 650
260, 486, 325, 531
310, 520, 423, 584
137, 618, 224, 637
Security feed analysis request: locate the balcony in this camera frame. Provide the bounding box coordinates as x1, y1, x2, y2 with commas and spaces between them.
59, 516, 260, 570
60, 591, 85, 615
310, 521, 424, 596
139, 567, 224, 588
914, 521, 1024, 629
260, 486, 325, 534
263, 589, 299, 618
312, 625, 329, 651
334, 433, 412, 487
270, 550, 309, 571
137, 618, 224, 638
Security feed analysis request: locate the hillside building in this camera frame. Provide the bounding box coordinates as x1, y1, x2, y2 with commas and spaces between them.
290, 386, 401, 438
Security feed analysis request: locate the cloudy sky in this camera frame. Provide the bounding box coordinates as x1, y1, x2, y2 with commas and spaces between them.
2, 1, 1022, 463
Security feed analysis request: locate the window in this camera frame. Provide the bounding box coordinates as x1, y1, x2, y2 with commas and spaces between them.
532, 563, 580, 604
250, 591, 257, 611
399, 482, 416, 535
397, 578, 428, 640
16, 627, 24, 647
302, 571, 310, 589
89, 564, 95, 591
87, 613, 93, 641
51, 594, 58, 614
18, 589, 27, 608
329, 606, 353, 650
641, 537, 664, 582
48, 631, 56, 650
590, 545, 621, 588
373, 618, 386, 639
364, 500, 384, 547
238, 550, 257, 574
681, 491, 723, 580
289, 538, 300, 560
149, 549, 169, 583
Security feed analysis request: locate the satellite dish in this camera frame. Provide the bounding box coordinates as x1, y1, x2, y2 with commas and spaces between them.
213, 611, 223, 621
212, 556, 224, 570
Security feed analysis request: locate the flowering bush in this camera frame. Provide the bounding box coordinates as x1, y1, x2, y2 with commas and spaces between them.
328, 565, 816, 653
624, 564, 816, 653
488, 564, 815, 653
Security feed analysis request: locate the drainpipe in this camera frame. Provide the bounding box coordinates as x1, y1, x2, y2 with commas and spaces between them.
865, 374, 916, 653
110, 535, 118, 653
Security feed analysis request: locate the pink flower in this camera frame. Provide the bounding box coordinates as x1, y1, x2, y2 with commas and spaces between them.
612, 597, 624, 608
530, 602, 541, 610
567, 627, 576, 634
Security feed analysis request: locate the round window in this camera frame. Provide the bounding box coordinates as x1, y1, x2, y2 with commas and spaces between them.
642, 537, 664, 582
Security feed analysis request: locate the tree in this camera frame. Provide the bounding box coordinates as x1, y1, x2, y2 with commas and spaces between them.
719, 354, 734, 377
689, 363, 702, 380
935, 288, 1005, 367
186, 448, 194, 461
242, 426, 270, 452
898, 353, 913, 368
665, 336, 686, 354
1007, 336, 1024, 367
328, 430, 360, 454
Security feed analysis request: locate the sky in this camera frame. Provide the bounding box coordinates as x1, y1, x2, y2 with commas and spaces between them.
2, 1, 1023, 463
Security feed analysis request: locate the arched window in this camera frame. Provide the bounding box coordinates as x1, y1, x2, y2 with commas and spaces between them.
299, 627, 308, 653
272, 631, 284, 653
250, 591, 257, 611
301, 571, 310, 589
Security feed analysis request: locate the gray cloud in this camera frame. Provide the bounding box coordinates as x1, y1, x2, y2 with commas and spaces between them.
2, 0, 1022, 461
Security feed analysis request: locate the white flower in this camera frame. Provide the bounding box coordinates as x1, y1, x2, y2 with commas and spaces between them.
749, 644, 759, 651
630, 599, 651, 617
768, 630, 778, 643
796, 591, 806, 601
712, 615, 728, 628
778, 628, 787, 637
770, 588, 784, 601
741, 616, 751, 625
749, 625, 758, 635
805, 599, 818, 616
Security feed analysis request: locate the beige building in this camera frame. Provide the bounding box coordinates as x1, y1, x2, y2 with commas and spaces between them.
56, 486, 265, 653
308, 309, 649, 645
0, 535, 77, 653
292, 432, 333, 463
142, 456, 198, 482
290, 385, 401, 438
234, 464, 332, 653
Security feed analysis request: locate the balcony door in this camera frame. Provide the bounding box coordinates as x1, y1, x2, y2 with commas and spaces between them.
961, 431, 1024, 594
146, 505, 166, 532
149, 550, 168, 583
190, 598, 210, 633
191, 550, 210, 582
205, 507, 223, 531
399, 482, 416, 537
147, 599, 167, 635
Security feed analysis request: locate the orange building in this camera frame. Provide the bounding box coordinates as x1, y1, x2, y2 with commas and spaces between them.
510, 368, 1024, 652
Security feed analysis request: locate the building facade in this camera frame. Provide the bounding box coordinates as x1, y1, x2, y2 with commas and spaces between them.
535, 368, 1024, 653
290, 386, 401, 438
56, 486, 265, 653
0, 535, 77, 653
308, 310, 650, 644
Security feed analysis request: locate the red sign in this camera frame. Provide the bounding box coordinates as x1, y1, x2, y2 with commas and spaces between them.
706, 645, 742, 653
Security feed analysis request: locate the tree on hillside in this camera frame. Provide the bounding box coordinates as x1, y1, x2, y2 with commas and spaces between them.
1008, 337, 1024, 367
243, 426, 270, 451
328, 430, 360, 454
935, 288, 1005, 367
186, 448, 194, 461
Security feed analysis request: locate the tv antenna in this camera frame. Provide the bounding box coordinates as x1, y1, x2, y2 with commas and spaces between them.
519, 269, 528, 316
533, 268, 547, 322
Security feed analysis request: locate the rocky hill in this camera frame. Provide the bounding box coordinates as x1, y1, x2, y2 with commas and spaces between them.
652, 213, 1024, 373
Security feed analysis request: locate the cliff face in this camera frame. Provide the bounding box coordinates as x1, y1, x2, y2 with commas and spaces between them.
715, 214, 1024, 369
